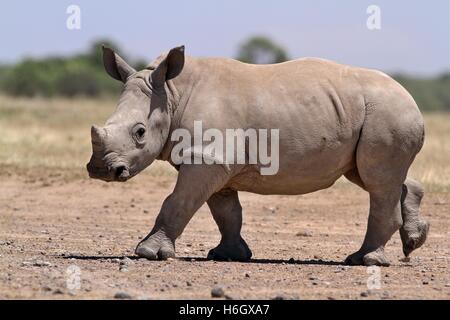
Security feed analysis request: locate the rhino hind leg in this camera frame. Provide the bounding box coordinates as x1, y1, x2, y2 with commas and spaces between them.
399, 178, 429, 257
344, 185, 403, 266
344, 103, 425, 266
206, 189, 252, 262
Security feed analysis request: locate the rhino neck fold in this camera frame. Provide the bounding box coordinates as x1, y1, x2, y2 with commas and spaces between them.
157, 57, 199, 162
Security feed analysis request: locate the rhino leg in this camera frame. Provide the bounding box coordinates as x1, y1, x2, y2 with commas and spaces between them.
399, 178, 429, 257
344, 101, 426, 266
345, 186, 403, 266
206, 189, 252, 262
135, 165, 230, 260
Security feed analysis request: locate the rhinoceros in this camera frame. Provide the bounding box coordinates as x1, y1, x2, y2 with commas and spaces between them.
87, 45, 429, 266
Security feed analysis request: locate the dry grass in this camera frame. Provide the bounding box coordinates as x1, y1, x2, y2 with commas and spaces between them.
0, 95, 176, 180
409, 113, 450, 192
0, 95, 448, 191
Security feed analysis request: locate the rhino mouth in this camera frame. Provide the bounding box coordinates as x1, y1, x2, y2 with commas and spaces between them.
113, 165, 130, 182
86, 161, 131, 182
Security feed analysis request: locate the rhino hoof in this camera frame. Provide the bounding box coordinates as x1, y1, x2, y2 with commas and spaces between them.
135, 236, 175, 260
135, 245, 158, 260
345, 248, 390, 266
207, 238, 252, 262
363, 250, 390, 267
400, 220, 430, 257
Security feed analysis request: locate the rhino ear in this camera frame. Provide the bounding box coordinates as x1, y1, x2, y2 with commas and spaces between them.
151, 45, 185, 87
102, 45, 136, 82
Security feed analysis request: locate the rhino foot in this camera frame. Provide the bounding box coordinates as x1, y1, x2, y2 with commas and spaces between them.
135, 230, 175, 260
207, 237, 252, 262
345, 247, 390, 267
400, 220, 429, 257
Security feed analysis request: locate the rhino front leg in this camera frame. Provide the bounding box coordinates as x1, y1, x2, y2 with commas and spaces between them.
207, 189, 252, 262
135, 165, 230, 260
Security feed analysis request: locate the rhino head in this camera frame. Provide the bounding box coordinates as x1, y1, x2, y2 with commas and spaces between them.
86, 45, 185, 182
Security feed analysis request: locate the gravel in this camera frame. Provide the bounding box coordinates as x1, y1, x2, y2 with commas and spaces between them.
211, 285, 225, 298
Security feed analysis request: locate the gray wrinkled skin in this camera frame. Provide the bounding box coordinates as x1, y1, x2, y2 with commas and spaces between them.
87, 45, 429, 266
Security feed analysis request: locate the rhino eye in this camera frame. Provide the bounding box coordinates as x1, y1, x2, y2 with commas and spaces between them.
132, 124, 146, 143
136, 128, 146, 138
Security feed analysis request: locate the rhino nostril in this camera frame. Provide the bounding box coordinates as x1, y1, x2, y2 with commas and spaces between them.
115, 165, 126, 178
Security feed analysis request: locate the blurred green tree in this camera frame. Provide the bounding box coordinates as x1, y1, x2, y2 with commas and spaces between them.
236, 36, 289, 64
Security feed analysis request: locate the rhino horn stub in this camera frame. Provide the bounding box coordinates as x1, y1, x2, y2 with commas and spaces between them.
91, 125, 106, 145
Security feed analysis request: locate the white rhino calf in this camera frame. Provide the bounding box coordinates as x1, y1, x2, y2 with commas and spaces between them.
87, 45, 429, 266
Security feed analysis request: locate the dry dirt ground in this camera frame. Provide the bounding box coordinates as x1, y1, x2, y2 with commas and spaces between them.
1, 172, 449, 300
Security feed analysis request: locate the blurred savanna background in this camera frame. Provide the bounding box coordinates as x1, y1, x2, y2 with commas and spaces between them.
0, 1, 449, 191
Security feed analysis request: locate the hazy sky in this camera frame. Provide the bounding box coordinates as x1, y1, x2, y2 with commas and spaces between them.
1, 1, 449, 75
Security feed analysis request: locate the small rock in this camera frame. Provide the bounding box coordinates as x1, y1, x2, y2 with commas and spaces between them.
114, 291, 132, 299
360, 291, 369, 297
186, 281, 192, 287
22, 260, 52, 267
295, 231, 313, 237
272, 294, 299, 300
120, 257, 133, 266
143, 210, 149, 214
288, 258, 295, 264
119, 266, 128, 273
422, 281, 429, 285
211, 286, 225, 298
263, 206, 278, 213
245, 273, 251, 278
400, 257, 411, 263
53, 289, 64, 295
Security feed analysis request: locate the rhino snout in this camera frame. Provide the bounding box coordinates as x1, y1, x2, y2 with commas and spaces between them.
86, 158, 130, 182
113, 165, 130, 181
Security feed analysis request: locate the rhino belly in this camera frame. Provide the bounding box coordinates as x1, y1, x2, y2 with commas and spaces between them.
227, 132, 358, 195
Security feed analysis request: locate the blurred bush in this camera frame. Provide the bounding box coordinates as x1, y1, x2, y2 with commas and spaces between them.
393, 74, 450, 112
0, 37, 448, 111
0, 39, 134, 98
